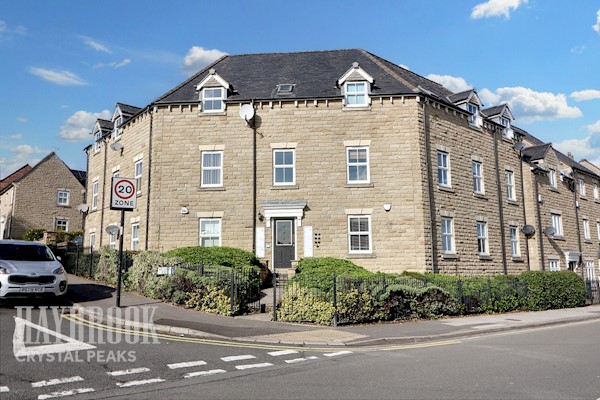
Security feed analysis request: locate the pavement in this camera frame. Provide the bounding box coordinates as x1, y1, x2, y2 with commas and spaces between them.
65, 274, 600, 347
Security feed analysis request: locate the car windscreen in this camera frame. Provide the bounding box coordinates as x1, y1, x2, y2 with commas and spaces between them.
0, 244, 55, 262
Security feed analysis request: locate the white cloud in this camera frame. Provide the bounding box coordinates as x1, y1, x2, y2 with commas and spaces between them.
570, 89, 600, 102
10, 144, 45, 155
570, 44, 586, 54
16, 116, 27, 123
478, 86, 581, 122
0, 20, 27, 42
57, 110, 111, 141
426, 74, 472, 93
588, 120, 600, 134
93, 58, 131, 69
554, 135, 600, 167
81, 36, 111, 53
28, 67, 88, 86
0, 145, 46, 178
182, 46, 228, 75
398, 64, 410, 70
471, 0, 527, 19
9, 134, 23, 140
593, 10, 600, 33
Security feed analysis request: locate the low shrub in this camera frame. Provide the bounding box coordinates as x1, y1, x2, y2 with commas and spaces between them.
518, 270, 586, 310
276, 282, 335, 325
162, 246, 262, 270
93, 246, 120, 286
337, 289, 377, 323
377, 284, 458, 320
24, 228, 45, 241
186, 286, 231, 315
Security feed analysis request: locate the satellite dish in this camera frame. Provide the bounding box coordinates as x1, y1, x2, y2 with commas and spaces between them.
77, 204, 89, 213
110, 142, 124, 152
543, 226, 556, 236
239, 104, 255, 123
513, 142, 525, 152
106, 225, 119, 235
521, 225, 535, 237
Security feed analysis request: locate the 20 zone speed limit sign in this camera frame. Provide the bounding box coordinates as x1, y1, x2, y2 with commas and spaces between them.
110, 178, 137, 210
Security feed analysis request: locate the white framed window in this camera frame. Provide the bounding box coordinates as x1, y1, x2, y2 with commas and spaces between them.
348, 215, 371, 254
273, 149, 295, 185
509, 225, 520, 257
57, 191, 69, 206
202, 88, 225, 112
113, 116, 122, 141
441, 217, 455, 254
548, 259, 560, 272
347, 147, 370, 183
585, 261, 596, 281
109, 231, 116, 249
467, 103, 479, 125
93, 131, 101, 153
472, 161, 484, 194
92, 180, 99, 211
594, 183, 599, 201
578, 178, 586, 197
549, 168, 557, 189
583, 218, 590, 240
201, 151, 223, 187
344, 82, 368, 107
597, 221, 600, 241
551, 213, 563, 236
89, 233, 96, 250
55, 218, 68, 231
476, 221, 489, 255
112, 170, 120, 179
505, 170, 515, 201
199, 218, 221, 247
437, 151, 451, 187
134, 160, 143, 195
131, 223, 139, 251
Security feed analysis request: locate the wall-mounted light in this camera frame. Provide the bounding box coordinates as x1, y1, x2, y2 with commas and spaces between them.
180, 207, 189, 215
383, 204, 392, 212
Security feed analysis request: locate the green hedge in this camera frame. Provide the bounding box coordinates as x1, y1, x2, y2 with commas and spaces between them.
162, 246, 262, 270
518, 270, 586, 310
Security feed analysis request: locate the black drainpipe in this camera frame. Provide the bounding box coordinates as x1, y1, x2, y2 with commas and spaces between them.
99, 136, 108, 246
251, 101, 257, 255
421, 98, 438, 273
533, 170, 545, 271
571, 169, 584, 278
518, 148, 531, 269
493, 126, 508, 275
145, 106, 154, 251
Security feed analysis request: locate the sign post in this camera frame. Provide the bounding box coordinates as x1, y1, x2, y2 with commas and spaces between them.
110, 178, 137, 307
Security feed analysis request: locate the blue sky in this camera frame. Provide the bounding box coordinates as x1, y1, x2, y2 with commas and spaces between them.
1, 0, 599, 178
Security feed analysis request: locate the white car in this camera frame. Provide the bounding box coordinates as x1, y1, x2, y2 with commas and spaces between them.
0, 240, 68, 299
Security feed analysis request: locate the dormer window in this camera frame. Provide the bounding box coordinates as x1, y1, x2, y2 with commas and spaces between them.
93, 129, 101, 153
338, 62, 374, 108
113, 116, 123, 141
344, 82, 368, 106
202, 88, 225, 112
467, 103, 479, 125
277, 84, 294, 94
196, 69, 230, 114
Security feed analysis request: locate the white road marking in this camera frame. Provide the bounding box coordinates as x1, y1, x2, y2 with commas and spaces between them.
32, 376, 84, 388
107, 367, 150, 376
167, 360, 207, 369
323, 351, 353, 357
268, 349, 299, 356
221, 355, 256, 362
0, 386, 9, 393
38, 388, 95, 399
235, 363, 273, 370
183, 369, 227, 378
116, 378, 165, 388
285, 356, 319, 364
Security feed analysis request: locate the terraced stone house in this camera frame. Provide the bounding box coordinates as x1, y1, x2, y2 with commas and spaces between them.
82, 49, 598, 279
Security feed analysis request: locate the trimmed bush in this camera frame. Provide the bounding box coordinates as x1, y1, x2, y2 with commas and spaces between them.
24, 228, 45, 241
518, 270, 586, 310
276, 283, 335, 325
162, 246, 262, 270
377, 284, 458, 320
93, 246, 119, 285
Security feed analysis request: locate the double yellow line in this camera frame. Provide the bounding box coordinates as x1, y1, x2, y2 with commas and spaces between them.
62, 313, 460, 352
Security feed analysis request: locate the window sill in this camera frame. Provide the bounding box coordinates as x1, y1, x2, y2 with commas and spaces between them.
57, 205, 71, 208
479, 255, 493, 261
473, 193, 488, 200
579, 196, 588, 201
511, 256, 524, 263
442, 253, 459, 260
346, 253, 376, 259
342, 106, 371, 112
584, 240, 593, 244
549, 187, 559, 193
199, 187, 226, 191
506, 199, 519, 206
271, 185, 299, 190
199, 111, 227, 117
438, 185, 454, 193
552, 235, 565, 241
345, 183, 374, 188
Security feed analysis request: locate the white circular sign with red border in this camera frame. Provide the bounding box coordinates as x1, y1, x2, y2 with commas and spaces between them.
110, 177, 137, 210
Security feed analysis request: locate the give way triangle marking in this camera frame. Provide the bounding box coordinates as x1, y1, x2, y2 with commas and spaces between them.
13, 316, 96, 358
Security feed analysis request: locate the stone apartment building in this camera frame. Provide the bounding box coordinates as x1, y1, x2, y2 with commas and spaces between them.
84, 49, 554, 276
0, 153, 86, 239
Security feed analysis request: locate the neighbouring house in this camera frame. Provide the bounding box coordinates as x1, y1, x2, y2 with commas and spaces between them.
0, 153, 86, 240
83, 48, 599, 279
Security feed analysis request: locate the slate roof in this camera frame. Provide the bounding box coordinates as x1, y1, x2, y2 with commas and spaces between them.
447, 90, 473, 104
117, 103, 142, 117
96, 119, 113, 138
0, 164, 32, 192
70, 169, 87, 186
155, 49, 454, 105
522, 143, 551, 161
557, 151, 598, 178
